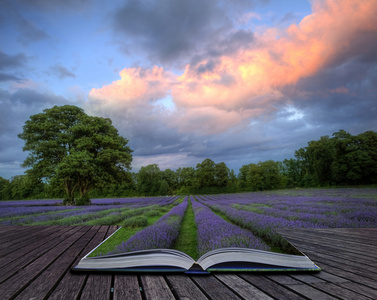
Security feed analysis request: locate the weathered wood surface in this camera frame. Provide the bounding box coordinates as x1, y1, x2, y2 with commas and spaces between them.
0, 226, 376, 300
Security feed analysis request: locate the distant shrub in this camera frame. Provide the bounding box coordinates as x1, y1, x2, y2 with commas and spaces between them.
144, 210, 161, 217
123, 216, 148, 228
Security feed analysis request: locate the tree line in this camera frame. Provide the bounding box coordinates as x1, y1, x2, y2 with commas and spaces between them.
0, 105, 376, 203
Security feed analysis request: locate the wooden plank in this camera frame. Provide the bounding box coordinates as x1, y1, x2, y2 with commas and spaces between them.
214, 274, 273, 300
79, 226, 118, 299
279, 228, 377, 246
0, 226, 82, 284
289, 274, 326, 284
283, 238, 377, 268
278, 230, 377, 259
295, 244, 377, 274
266, 274, 338, 300
308, 261, 377, 290
0, 226, 73, 268
311, 271, 349, 283
80, 274, 113, 300
14, 226, 98, 300
290, 273, 374, 300
191, 275, 241, 300
283, 237, 377, 261
295, 228, 377, 246
0, 225, 36, 242
239, 274, 306, 300
140, 275, 175, 300
113, 275, 142, 300
277, 234, 377, 269
0, 226, 89, 299
284, 283, 338, 300
340, 282, 377, 299
324, 263, 377, 290
310, 282, 372, 300
295, 247, 377, 282
48, 226, 111, 300
166, 275, 208, 300
0, 226, 55, 255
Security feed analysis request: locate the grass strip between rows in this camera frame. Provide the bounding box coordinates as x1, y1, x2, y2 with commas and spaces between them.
172, 197, 199, 260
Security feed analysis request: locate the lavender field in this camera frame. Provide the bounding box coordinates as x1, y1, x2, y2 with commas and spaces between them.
1, 188, 377, 257
0, 196, 179, 226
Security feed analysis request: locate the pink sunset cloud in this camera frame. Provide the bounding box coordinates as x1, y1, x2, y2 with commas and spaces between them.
89, 66, 174, 106
88, 0, 377, 134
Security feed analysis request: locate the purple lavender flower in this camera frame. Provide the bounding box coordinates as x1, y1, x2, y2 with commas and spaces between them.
191, 197, 270, 256
112, 197, 188, 253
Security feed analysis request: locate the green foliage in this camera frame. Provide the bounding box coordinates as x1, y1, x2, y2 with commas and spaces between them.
195, 158, 216, 188
289, 130, 377, 187
214, 162, 229, 187
123, 216, 148, 228
238, 160, 283, 191
177, 185, 191, 196
0, 177, 11, 200
8, 125, 377, 200
18, 105, 132, 205
137, 164, 162, 196
1, 175, 46, 200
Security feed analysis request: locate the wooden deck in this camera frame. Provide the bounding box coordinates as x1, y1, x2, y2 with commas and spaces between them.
0, 226, 376, 300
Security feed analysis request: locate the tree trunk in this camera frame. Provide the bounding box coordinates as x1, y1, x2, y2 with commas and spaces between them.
63, 180, 78, 205
77, 182, 91, 205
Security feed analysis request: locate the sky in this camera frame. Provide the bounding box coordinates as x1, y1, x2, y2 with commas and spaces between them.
1, 0, 377, 179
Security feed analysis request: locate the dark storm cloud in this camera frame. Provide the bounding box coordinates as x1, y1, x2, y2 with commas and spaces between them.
0, 50, 27, 70
0, 73, 22, 82
0, 50, 27, 82
49, 64, 75, 80
281, 59, 377, 138
111, 0, 257, 66
189, 29, 255, 72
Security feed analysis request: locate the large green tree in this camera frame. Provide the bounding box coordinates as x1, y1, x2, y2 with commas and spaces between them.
195, 158, 216, 188
18, 105, 133, 205
137, 164, 162, 196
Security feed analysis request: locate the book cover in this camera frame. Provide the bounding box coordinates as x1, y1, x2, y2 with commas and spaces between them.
73, 197, 321, 274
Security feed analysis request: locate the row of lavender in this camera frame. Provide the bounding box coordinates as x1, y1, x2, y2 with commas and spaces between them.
191, 196, 269, 256
0, 196, 179, 225
112, 197, 189, 253
193, 191, 377, 251
110, 196, 271, 257
198, 191, 377, 228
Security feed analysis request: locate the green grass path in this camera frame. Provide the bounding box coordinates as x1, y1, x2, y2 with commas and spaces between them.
173, 197, 199, 260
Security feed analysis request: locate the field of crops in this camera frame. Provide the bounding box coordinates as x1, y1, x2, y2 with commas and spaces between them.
1, 188, 377, 259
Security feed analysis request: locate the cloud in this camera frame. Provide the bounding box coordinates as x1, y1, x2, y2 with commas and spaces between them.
87, 0, 377, 171
0, 73, 23, 82
49, 64, 75, 79
8, 0, 91, 12
0, 1, 50, 46
0, 50, 27, 70
111, 0, 257, 66
0, 50, 27, 82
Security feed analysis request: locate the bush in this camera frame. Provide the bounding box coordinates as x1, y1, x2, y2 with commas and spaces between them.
123, 216, 148, 228
76, 194, 91, 206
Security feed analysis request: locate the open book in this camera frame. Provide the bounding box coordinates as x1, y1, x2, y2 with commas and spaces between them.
73, 227, 321, 274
